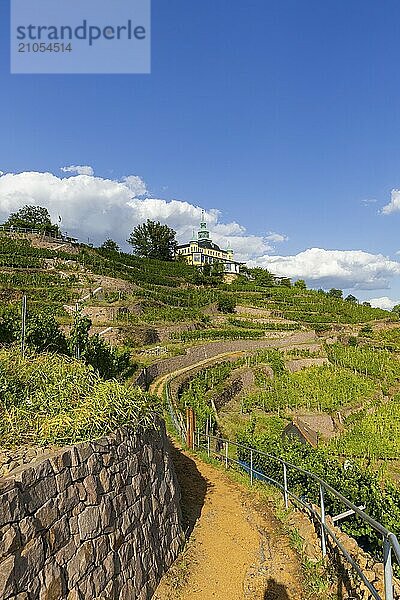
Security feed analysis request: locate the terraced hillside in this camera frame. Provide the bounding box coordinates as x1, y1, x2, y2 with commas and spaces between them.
3, 232, 400, 592
0, 233, 393, 355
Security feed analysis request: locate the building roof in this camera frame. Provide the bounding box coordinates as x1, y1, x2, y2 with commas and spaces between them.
197, 240, 224, 252
176, 240, 225, 252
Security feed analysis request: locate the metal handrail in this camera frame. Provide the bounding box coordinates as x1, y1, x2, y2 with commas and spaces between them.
161, 366, 400, 599
195, 431, 400, 600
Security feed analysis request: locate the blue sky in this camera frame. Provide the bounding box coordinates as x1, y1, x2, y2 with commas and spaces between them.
1, 0, 400, 306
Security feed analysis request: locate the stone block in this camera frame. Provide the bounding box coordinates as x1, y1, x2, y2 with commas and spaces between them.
0, 525, 22, 558
66, 540, 94, 587
99, 496, 116, 532
55, 469, 72, 494
39, 562, 66, 600
24, 476, 57, 513
70, 463, 89, 482
78, 506, 102, 540
55, 537, 77, 566
58, 485, 79, 514
75, 444, 93, 464
18, 517, 36, 545
93, 535, 109, 563
50, 449, 72, 472
35, 499, 59, 531
90, 564, 107, 596
0, 555, 16, 597
98, 469, 111, 490
14, 459, 53, 489
47, 515, 70, 554
0, 486, 24, 528
17, 536, 45, 590
83, 475, 102, 505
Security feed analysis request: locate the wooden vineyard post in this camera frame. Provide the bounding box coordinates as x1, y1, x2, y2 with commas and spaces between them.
186, 408, 196, 450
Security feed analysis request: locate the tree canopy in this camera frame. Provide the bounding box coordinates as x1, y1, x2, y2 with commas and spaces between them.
127, 219, 177, 261
101, 239, 120, 252
328, 288, 343, 299
3, 205, 60, 236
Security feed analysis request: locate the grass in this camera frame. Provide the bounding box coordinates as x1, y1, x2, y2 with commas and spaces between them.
0, 349, 160, 448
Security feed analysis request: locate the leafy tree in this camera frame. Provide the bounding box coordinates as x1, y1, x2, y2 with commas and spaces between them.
278, 277, 292, 288
392, 304, 400, 317
217, 294, 236, 314
69, 310, 133, 379
127, 219, 177, 261
328, 288, 343, 299
294, 279, 306, 289
363, 301, 372, 308
345, 294, 358, 303
248, 267, 275, 287
101, 239, 120, 252
25, 313, 68, 354
4, 205, 60, 236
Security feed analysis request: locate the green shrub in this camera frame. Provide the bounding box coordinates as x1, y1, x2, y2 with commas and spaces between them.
0, 350, 159, 448
217, 294, 236, 314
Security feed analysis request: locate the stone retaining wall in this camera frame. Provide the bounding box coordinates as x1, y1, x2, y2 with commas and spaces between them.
0, 422, 183, 600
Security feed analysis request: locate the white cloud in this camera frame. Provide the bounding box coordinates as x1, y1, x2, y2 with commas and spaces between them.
367, 297, 399, 310
250, 248, 400, 290
61, 165, 94, 176
382, 189, 400, 214
265, 232, 288, 243
0, 170, 283, 260
121, 175, 147, 196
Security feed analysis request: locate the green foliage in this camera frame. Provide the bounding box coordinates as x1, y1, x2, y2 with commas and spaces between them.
327, 343, 400, 383
127, 219, 177, 261
179, 362, 234, 429
217, 294, 237, 314
100, 239, 120, 252
247, 267, 275, 287
294, 279, 307, 289
0, 349, 159, 448
242, 365, 378, 413
3, 205, 60, 236
69, 311, 133, 379
392, 305, 400, 317
328, 288, 343, 299
236, 429, 400, 561
0, 306, 20, 345
227, 317, 300, 331
171, 328, 265, 342
25, 313, 68, 354
329, 395, 400, 459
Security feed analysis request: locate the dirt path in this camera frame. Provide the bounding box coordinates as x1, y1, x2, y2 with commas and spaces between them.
153, 445, 305, 600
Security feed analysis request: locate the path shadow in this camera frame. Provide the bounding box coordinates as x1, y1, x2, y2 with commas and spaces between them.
168, 443, 209, 538
264, 578, 291, 600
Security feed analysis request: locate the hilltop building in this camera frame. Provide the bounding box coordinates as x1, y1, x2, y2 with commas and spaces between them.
176, 211, 242, 281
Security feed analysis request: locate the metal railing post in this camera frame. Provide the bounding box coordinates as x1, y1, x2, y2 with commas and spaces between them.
225, 441, 228, 469
384, 537, 394, 600
250, 450, 253, 485
283, 463, 289, 509
319, 484, 327, 558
